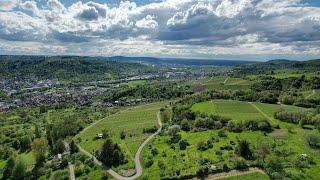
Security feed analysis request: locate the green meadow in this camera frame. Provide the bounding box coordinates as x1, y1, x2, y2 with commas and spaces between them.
192, 100, 265, 122
191, 77, 253, 91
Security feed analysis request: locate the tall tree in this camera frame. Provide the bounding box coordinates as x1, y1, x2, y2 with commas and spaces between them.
236, 140, 253, 160
2, 156, 15, 180
31, 138, 48, 163
11, 159, 26, 180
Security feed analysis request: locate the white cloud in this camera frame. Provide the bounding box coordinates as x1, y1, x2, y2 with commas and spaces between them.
0, 0, 20, 11
0, 0, 319, 58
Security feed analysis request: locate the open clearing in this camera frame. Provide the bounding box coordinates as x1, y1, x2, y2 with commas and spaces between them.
192, 100, 265, 122
191, 77, 253, 91
77, 101, 168, 172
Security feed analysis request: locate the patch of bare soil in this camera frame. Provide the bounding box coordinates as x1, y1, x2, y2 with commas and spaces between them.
120, 168, 136, 177
268, 129, 287, 137
199, 168, 265, 180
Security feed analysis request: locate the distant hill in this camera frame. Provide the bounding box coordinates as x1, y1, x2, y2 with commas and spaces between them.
233, 59, 320, 76
109, 56, 255, 66
0, 55, 152, 81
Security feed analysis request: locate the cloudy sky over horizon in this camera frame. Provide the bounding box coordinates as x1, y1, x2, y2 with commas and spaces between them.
0, 0, 319, 61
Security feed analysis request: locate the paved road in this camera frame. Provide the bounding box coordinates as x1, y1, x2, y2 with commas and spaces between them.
77, 111, 162, 180
63, 141, 76, 180
68, 163, 76, 180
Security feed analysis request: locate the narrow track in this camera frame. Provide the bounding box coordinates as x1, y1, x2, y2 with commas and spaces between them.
76, 111, 162, 180
249, 102, 276, 125
306, 90, 316, 99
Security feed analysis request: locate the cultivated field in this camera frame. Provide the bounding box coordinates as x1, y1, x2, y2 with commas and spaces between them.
77, 101, 168, 172
192, 100, 265, 122
191, 77, 253, 91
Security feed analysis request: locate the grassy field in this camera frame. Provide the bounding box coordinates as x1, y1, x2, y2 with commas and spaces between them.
141, 100, 320, 179
77, 101, 168, 172
192, 100, 265, 122
191, 77, 253, 91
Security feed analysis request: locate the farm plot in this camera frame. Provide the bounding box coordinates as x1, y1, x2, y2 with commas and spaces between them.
192, 100, 265, 122
77, 101, 168, 171
191, 77, 252, 91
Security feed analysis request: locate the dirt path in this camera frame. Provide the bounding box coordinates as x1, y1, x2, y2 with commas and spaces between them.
76, 111, 162, 180
68, 163, 76, 180
223, 77, 229, 84
249, 102, 276, 124
204, 168, 266, 180
306, 90, 316, 99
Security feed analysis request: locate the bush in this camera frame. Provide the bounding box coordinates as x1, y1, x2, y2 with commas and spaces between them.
145, 157, 153, 168
218, 130, 227, 137
306, 132, 320, 148
120, 131, 126, 139
181, 119, 191, 131
178, 139, 189, 150
234, 158, 248, 170
197, 140, 213, 151
151, 148, 158, 156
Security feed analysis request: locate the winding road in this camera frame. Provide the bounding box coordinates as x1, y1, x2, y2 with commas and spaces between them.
76, 111, 162, 180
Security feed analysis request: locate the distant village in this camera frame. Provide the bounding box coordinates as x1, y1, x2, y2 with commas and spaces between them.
0, 69, 208, 112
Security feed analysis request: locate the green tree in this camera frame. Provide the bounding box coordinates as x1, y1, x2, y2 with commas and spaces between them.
11, 159, 26, 180
236, 140, 253, 160
178, 139, 189, 150
34, 124, 42, 138
31, 138, 48, 163
2, 156, 15, 180
70, 140, 78, 154
181, 119, 191, 131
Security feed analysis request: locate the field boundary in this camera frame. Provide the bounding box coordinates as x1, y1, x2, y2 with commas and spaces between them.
204, 168, 266, 180
249, 102, 276, 125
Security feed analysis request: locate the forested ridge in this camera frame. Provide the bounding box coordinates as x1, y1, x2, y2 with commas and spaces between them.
234, 59, 320, 75
0, 55, 153, 81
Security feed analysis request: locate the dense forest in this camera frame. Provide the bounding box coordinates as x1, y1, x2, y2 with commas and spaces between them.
0, 56, 153, 81
233, 59, 320, 75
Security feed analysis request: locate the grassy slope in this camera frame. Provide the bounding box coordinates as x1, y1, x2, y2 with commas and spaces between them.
77, 101, 168, 171
190, 77, 253, 91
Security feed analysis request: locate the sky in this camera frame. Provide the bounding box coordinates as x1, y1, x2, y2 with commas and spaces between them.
0, 0, 319, 61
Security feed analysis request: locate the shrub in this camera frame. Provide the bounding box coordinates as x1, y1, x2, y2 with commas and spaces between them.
306, 132, 320, 148
181, 119, 191, 131
151, 148, 158, 156
197, 140, 213, 151
178, 139, 189, 150
234, 158, 248, 170
143, 126, 158, 134
218, 130, 227, 137
120, 131, 126, 139
145, 157, 153, 168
